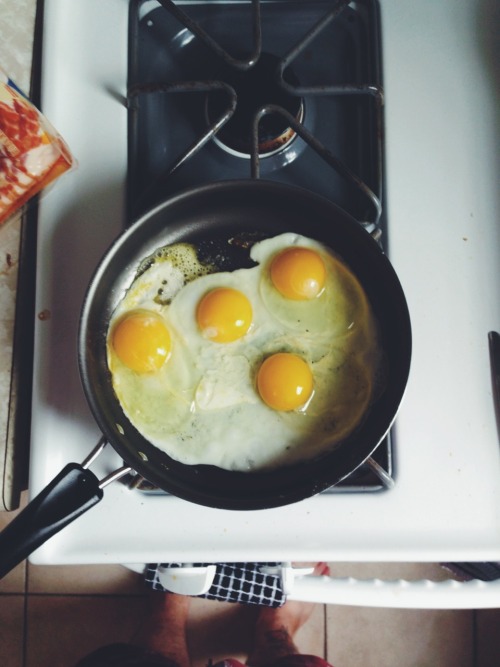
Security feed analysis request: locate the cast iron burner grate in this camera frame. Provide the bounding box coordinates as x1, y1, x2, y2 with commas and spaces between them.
125, 0, 393, 493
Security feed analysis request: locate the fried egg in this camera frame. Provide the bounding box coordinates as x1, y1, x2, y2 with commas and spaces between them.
106, 233, 381, 471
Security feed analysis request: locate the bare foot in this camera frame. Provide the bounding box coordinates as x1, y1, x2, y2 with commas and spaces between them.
247, 562, 330, 667
133, 591, 191, 667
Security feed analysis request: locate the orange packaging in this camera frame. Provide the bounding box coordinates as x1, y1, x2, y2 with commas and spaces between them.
0, 68, 74, 225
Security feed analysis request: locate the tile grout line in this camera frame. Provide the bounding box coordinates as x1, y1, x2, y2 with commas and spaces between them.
14, 591, 149, 598
322, 603, 328, 660
22, 592, 28, 667
22, 560, 28, 667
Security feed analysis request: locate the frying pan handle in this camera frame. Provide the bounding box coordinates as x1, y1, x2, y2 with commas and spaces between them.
0, 463, 103, 579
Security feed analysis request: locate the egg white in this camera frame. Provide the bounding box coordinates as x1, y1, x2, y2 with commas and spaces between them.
106, 233, 381, 471
251, 233, 371, 338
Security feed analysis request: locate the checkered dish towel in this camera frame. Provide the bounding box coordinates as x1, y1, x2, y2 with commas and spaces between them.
145, 562, 286, 607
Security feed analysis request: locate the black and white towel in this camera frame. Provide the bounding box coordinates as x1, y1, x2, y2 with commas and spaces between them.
145, 562, 286, 607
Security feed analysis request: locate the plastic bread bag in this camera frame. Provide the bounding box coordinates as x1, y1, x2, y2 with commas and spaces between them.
0, 66, 75, 226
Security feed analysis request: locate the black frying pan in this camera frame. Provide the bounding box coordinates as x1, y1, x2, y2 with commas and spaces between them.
0, 180, 411, 578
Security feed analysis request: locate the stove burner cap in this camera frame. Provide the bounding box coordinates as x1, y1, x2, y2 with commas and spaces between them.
207, 53, 303, 157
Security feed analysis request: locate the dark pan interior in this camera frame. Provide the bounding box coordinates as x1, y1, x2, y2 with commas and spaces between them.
79, 180, 411, 510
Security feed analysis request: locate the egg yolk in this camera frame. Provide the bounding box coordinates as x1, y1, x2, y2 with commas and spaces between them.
196, 287, 253, 343
112, 310, 171, 373
270, 247, 326, 300
257, 352, 314, 411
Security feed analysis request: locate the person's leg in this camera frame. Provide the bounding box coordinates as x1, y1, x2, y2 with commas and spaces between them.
74, 592, 190, 667
132, 591, 191, 667
246, 563, 330, 667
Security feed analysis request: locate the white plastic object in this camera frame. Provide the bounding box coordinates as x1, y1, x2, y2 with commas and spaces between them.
124, 563, 500, 608
155, 564, 217, 595
288, 573, 500, 609
260, 562, 315, 594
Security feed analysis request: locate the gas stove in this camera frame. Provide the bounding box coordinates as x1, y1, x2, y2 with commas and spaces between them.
26, 0, 500, 565
126, 0, 392, 492
127, 0, 383, 223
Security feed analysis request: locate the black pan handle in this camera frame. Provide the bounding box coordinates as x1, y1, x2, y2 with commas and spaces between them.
0, 463, 103, 579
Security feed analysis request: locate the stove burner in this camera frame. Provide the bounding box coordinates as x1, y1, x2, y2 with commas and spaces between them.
126, 0, 391, 493
206, 53, 303, 157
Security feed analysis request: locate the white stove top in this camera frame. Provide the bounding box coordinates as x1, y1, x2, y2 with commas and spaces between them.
29, 0, 500, 565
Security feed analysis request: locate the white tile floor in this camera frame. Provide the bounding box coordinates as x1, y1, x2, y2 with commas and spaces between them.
1, 502, 500, 667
